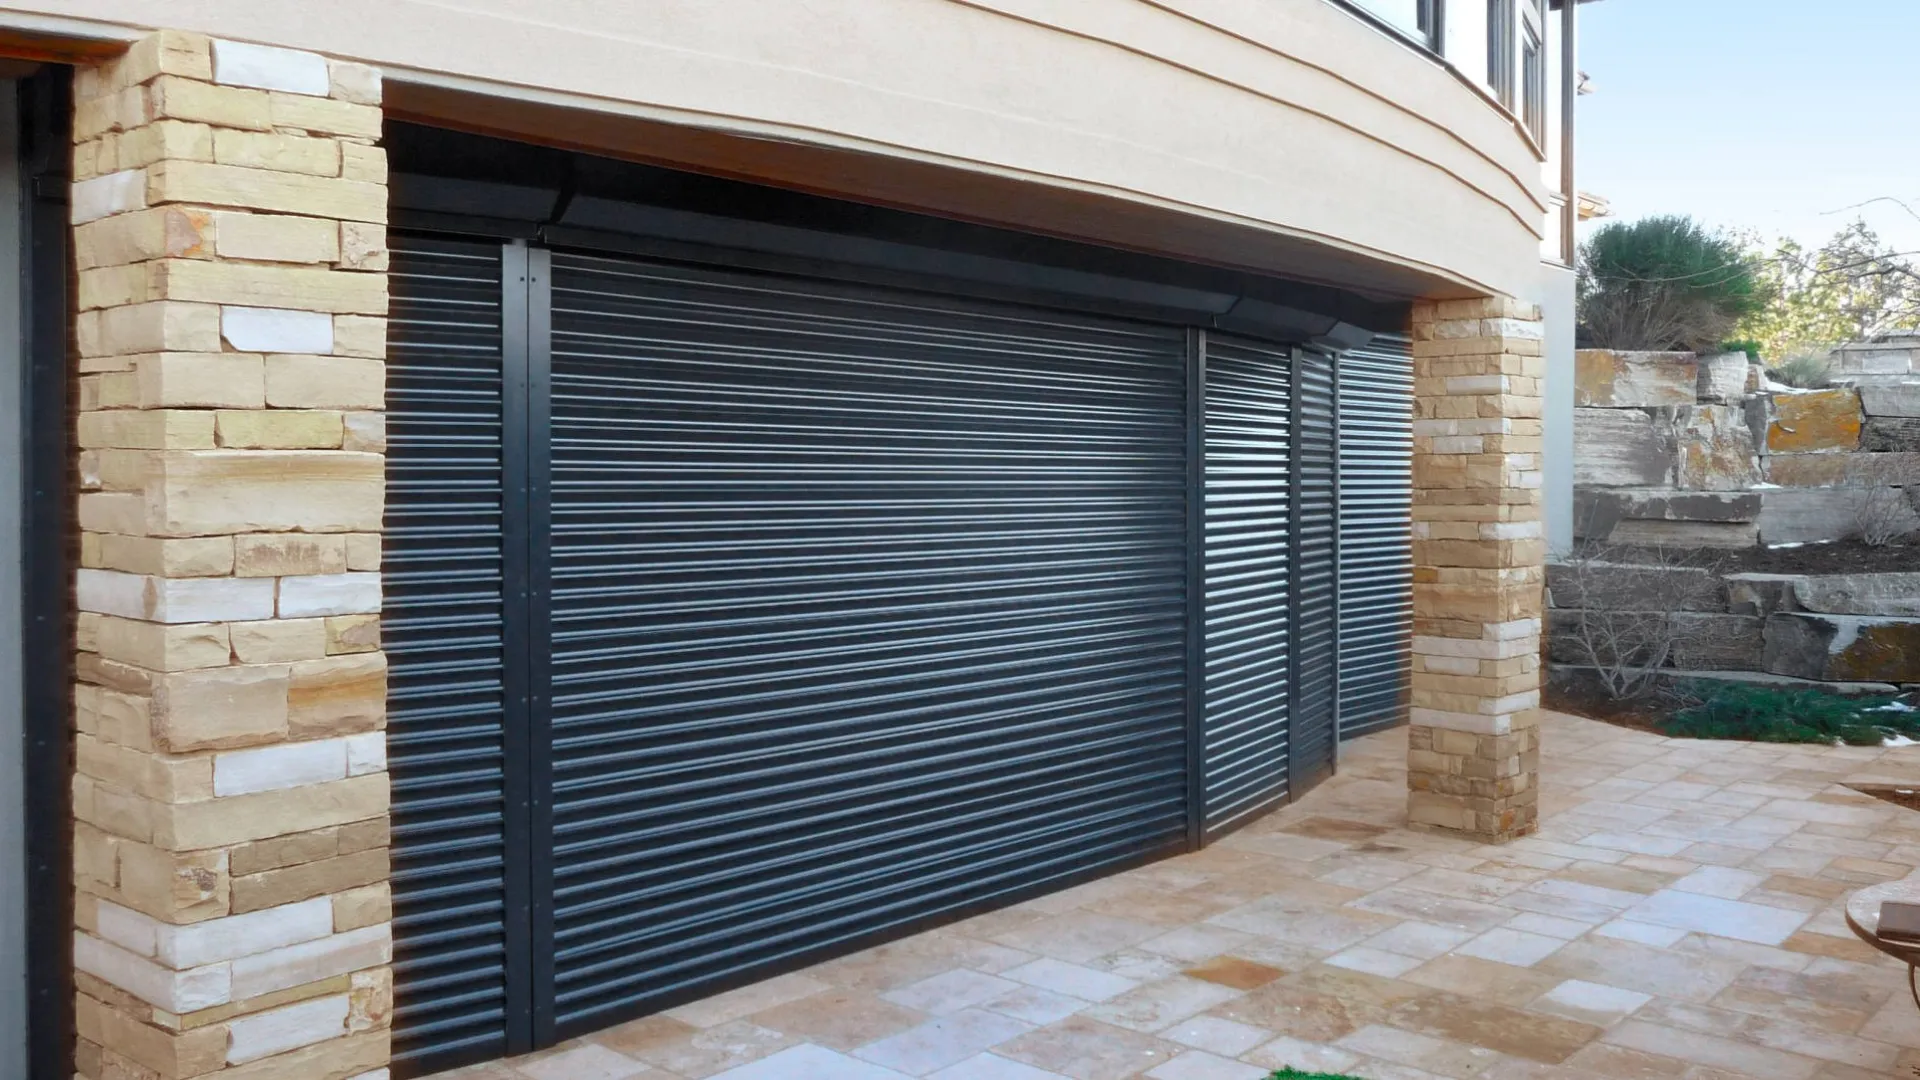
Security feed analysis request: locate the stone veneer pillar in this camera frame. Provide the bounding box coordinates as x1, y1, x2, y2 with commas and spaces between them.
68, 31, 392, 1079
1406, 297, 1546, 842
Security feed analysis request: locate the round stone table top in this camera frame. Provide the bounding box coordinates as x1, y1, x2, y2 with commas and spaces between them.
1846, 880, 1920, 966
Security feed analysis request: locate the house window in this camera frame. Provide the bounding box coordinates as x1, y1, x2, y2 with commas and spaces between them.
1521, 20, 1546, 142
1347, 0, 1441, 51
1487, 0, 1515, 109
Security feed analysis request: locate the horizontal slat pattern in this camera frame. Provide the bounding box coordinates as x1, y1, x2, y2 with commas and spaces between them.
1201, 335, 1292, 835
1290, 349, 1339, 789
385, 236, 514, 1071
543, 252, 1190, 1034
1337, 335, 1413, 738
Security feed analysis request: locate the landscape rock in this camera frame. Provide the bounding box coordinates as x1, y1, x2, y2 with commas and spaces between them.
1862, 417, 1920, 452
1574, 408, 1674, 487
1608, 520, 1758, 548
1861, 382, 1920, 418
1763, 612, 1920, 683
1756, 487, 1886, 545
1573, 488, 1761, 541
1771, 451, 1920, 487
1669, 613, 1768, 670
1673, 405, 1762, 490
1546, 561, 1724, 613
1746, 364, 1767, 395
1766, 388, 1863, 453
1793, 573, 1920, 617
1575, 350, 1699, 408
1695, 352, 1750, 405
1726, 574, 1805, 617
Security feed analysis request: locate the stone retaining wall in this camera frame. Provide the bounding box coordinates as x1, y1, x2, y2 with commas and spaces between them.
1574, 349, 1920, 546
1547, 562, 1920, 688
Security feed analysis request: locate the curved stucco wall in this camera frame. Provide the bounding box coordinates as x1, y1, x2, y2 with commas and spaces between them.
3, 0, 1548, 300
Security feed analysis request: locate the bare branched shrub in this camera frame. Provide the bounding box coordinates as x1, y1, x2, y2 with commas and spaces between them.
1849, 455, 1920, 547
1555, 541, 1725, 701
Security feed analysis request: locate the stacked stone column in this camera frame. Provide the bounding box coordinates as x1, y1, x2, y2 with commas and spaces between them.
68, 31, 392, 1080
1406, 297, 1545, 842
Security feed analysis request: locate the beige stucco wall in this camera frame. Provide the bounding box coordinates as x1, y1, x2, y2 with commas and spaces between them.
3, 0, 1548, 300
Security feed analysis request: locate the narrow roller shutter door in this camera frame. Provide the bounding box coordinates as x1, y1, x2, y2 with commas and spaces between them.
385, 236, 524, 1072
541, 251, 1190, 1035
1337, 335, 1413, 738
1200, 335, 1292, 836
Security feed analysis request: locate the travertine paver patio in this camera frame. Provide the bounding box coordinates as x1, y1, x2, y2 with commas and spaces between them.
438, 711, 1920, 1080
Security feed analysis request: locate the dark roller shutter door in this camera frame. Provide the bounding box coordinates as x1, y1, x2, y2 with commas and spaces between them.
1289, 350, 1339, 791
1337, 334, 1413, 738
1200, 335, 1292, 836
541, 251, 1190, 1034
386, 236, 525, 1071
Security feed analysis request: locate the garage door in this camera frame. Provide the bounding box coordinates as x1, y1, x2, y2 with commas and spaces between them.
1336, 335, 1415, 737
384, 230, 1398, 1074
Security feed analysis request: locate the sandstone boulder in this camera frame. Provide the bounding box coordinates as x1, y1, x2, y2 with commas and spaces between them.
1575, 408, 1674, 487
1766, 388, 1863, 453
1763, 452, 1920, 487
1755, 487, 1881, 545
1673, 405, 1761, 490
1793, 573, 1920, 617
1576, 350, 1699, 408
1573, 489, 1762, 541
1725, 574, 1804, 617
1862, 417, 1920, 452
1763, 612, 1920, 683
1608, 520, 1758, 548
1861, 382, 1920, 419
1695, 352, 1749, 405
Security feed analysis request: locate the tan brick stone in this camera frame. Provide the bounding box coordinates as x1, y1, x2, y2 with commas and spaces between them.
216, 1029, 387, 1080
331, 315, 384, 359
347, 966, 393, 1032
149, 76, 272, 130
114, 120, 216, 171
265, 356, 385, 409
93, 617, 231, 672
343, 535, 380, 572
160, 975, 353, 1032
288, 654, 387, 738
233, 533, 348, 577
333, 883, 391, 933
78, 262, 159, 309
104, 29, 214, 90
155, 773, 387, 850
341, 412, 385, 453
151, 664, 290, 753
148, 159, 384, 226
95, 535, 235, 578
268, 92, 382, 139
328, 61, 382, 106
216, 409, 345, 450
212, 128, 341, 177
132, 352, 266, 409
338, 221, 386, 271
229, 821, 384, 877
74, 207, 212, 268
338, 143, 386, 185
229, 619, 330, 664
231, 847, 387, 914
78, 301, 222, 358
323, 614, 379, 656
145, 450, 384, 536
211, 211, 339, 264
78, 410, 216, 450
77, 992, 228, 1079
112, 840, 228, 922
77, 734, 213, 804
140, 256, 389, 313
76, 610, 103, 652
84, 686, 157, 752
80, 372, 141, 411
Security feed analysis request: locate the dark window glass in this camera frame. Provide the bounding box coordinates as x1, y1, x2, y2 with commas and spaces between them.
1487, 0, 1515, 108
1521, 22, 1546, 142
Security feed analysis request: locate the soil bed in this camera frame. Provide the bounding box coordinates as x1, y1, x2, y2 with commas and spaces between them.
1600, 539, 1919, 575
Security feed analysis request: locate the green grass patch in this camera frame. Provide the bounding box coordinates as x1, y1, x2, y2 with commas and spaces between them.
1659, 681, 1920, 746
1268, 1071, 1358, 1080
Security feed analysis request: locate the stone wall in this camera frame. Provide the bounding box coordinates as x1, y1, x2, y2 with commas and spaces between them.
1548, 563, 1920, 689
1574, 349, 1920, 547
68, 31, 391, 1080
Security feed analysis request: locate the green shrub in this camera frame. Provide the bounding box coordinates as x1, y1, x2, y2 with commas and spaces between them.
1269, 1071, 1359, 1080
1766, 352, 1832, 389
1660, 681, 1918, 745
1719, 339, 1762, 362
1578, 216, 1763, 354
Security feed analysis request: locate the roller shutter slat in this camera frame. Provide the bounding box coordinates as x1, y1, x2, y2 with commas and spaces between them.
1337, 335, 1414, 738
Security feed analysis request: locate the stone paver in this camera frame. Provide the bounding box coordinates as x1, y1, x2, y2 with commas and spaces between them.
435, 712, 1920, 1079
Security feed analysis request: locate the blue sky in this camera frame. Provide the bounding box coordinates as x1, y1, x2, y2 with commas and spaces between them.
1577, 1, 1920, 256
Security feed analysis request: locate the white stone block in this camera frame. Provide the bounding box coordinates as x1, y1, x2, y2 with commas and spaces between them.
227, 993, 350, 1064
212, 39, 331, 95
1429, 436, 1483, 454
1481, 521, 1543, 540
80, 570, 280, 624
344, 732, 386, 777
222, 306, 334, 354
93, 901, 160, 957
229, 924, 392, 1001
279, 573, 382, 617
1483, 690, 1541, 715
1446, 375, 1509, 395
215, 739, 348, 797
1484, 317, 1545, 340
74, 932, 231, 1012
1413, 632, 1536, 662
1486, 617, 1543, 640
1421, 654, 1481, 676
347, 1071, 391, 1080
1410, 707, 1512, 736
75, 569, 148, 620
156, 897, 335, 968
72, 169, 145, 224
